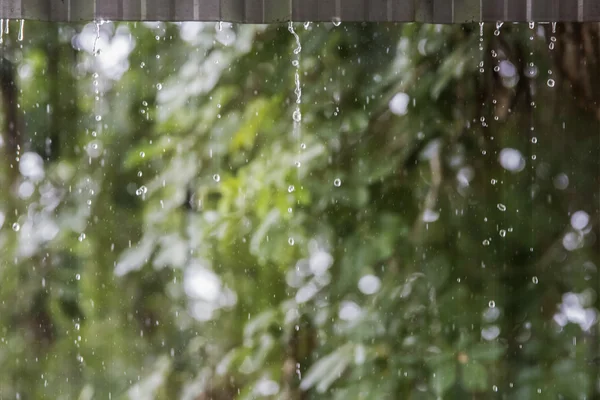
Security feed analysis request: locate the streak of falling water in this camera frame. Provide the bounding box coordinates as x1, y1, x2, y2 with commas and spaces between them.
478, 22, 485, 74
494, 21, 503, 37
4, 19, 9, 35
288, 22, 302, 144
479, 22, 484, 52
548, 22, 557, 88
0, 20, 4, 44
92, 21, 101, 56
17, 20, 24, 41
288, 21, 302, 220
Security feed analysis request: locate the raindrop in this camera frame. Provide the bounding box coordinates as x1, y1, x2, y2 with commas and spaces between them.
12, 222, 20, 232
300, 143, 306, 150
76, 274, 81, 281
532, 276, 538, 284
213, 174, 221, 182
295, 161, 301, 168
137, 171, 143, 177
156, 83, 163, 90
332, 17, 341, 27
139, 151, 145, 158
288, 237, 295, 246
287, 207, 293, 213
547, 79, 555, 88
483, 239, 490, 246
499, 229, 506, 237
491, 179, 497, 185
136, 186, 147, 196
497, 203, 506, 212
333, 178, 341, 187
78, 233, 86, 242
95, 115, 102, 122
292, 109, 302, 122
288, 185, 295, 193
489, 300, 496, 308
531, 137, 538, 144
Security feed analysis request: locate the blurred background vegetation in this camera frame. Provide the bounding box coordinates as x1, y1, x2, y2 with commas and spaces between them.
0, 19, 599, 399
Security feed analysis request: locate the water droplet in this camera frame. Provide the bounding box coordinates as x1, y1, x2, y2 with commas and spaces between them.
288, 237, 295, 245
78, 233, 86, 242
295, 161, 301, 168
491, 179, 497, 185
137, 171, 143, 177
139, 151, 145, 158
17, 19, 24, 42
12, 222, 20, 232
76, 274, 81, 281
489, 300, 496, 308
300, 143, 306, 150
531, 137, 538, 144
334, 178, 341, 187
292, 109, 302, 122
156, 83, 163, 90
288, 185, 295, 193
532, 276, 538, 284
497, 203, 506, 211
483, 239, 490, 246
547, 79, 555, 88
136, 186, 147, 196
332, 17, 341, 26
499, 229, 506, 237
213, 174, 220, 182
95, 115, 102, 122
287, 207, 293, 213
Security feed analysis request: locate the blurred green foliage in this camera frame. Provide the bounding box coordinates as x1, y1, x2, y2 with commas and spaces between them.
0, 20, 598, 399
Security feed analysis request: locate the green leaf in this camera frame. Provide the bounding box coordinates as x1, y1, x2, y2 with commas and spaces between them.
461, 361, 488, 392
468, 342, 507, 362
243, 310, 277, 339
300, 346, 352, 393
431, 361, 457, 396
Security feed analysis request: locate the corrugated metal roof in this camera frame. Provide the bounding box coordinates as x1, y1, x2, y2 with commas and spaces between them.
0, 0, 598, 23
